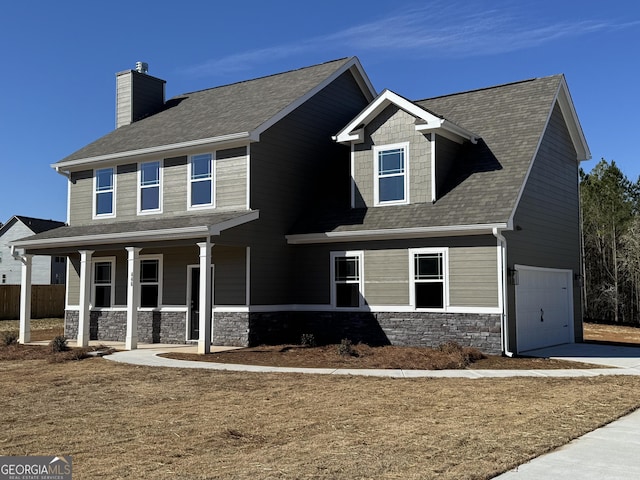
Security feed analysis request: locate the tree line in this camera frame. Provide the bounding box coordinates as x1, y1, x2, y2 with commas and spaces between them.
580, 159, 640, 324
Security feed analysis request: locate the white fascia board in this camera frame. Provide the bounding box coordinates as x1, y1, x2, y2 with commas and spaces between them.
335, 89, 478, 144
286, 223, 509, 244
254, 57, 377, 141
556, 77, 591, 161
51, 132, 252, 172
11, 226, 211, 250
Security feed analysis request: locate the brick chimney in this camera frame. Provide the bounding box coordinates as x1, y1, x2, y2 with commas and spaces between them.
115, 62, 166, 128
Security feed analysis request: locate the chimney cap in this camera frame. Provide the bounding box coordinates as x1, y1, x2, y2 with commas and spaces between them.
135, 61, 149, 74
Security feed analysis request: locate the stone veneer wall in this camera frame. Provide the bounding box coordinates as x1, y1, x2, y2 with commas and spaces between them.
212, 312, 249, 346
64, 310, 187, 344
248, 311, 502, 354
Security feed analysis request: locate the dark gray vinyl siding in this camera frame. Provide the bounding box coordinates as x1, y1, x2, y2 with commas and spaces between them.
116, 164, 136, 219
248, 70, 369, 305
504, 102, 583, 344
434, 135, 461, 201
213, 245, 246, 305
158, 246, 198, 305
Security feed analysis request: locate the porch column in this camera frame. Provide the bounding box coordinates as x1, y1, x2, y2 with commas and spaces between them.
197, 240, 212, 354
125, 247, 141, 350
77, 250, 94, 347
18, 253, 33, 344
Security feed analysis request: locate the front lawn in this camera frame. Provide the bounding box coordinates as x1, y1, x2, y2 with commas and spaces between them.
1, 353, 640, 479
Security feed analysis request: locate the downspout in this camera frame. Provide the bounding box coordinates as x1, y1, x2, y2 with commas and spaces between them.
493, 228, 514, 357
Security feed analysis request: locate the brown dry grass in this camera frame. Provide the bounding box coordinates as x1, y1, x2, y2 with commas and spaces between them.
1, 356, 640, 479
163, 343, 602, 370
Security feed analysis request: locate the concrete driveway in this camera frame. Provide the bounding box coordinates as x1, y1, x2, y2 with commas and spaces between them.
524, 342, 640, 370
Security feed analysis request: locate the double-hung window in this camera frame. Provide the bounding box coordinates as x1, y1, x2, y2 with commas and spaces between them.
410, 248, 448, 309
93, 259, 114, 308
331, 251, 364, 308
139, 161, 161, 213
374, 143, 408, 205
140, 258, 161, 308
189, 153, 214, 208
95, 168, 115, 217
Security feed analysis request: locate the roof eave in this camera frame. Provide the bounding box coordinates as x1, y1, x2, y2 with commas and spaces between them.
52, 132, 253, 171
286, 223, 509, 244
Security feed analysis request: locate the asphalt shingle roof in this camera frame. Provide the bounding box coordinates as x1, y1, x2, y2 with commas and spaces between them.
291, 75, 564, 235
58, 58, 353, 164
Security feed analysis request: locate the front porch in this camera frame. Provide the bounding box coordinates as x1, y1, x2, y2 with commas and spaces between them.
11, 210, 259, 355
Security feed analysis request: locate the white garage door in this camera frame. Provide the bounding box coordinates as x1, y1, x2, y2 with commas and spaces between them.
515, 265, 574, 353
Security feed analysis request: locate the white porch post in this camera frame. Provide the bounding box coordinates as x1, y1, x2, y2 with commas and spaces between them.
77, 250, 94, 347
197, 240, 212, 354
125, 247, 141, 350
18, 253, 33, 344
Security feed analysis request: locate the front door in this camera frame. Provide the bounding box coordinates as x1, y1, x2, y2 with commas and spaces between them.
189, 267, 200, 340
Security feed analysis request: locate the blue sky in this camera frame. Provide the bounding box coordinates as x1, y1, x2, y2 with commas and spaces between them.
1, 0, 638, 224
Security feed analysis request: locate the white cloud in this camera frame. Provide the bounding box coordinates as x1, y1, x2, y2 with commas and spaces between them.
183, 4, 639, 77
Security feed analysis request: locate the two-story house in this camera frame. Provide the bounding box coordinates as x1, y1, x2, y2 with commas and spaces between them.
12, 57, 590, 355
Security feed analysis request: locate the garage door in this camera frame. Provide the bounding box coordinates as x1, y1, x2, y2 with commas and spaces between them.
515, 265, 573, 353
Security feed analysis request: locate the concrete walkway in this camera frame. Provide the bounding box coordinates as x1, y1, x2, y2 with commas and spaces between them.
104, 342, 640, 479
104, 342, 640, 378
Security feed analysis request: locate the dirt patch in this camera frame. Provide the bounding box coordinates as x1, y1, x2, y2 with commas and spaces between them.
0, 358, 639, 479
584, 322, 640, 345
162, 343, 603, 370
0, 317, 64, 342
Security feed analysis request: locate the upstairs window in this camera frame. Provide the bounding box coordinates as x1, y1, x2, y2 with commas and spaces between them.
374, 143, 408, 205
410, 248, 448, 310
93, 260, 113, 308
189, 153, 214, 208
95, 168, 115, 217
139, 161, 162, 213
140, 258, 161, 308
331, 251, 364, 308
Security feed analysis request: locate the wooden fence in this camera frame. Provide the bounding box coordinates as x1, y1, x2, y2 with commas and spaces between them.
0, 285, 66, 320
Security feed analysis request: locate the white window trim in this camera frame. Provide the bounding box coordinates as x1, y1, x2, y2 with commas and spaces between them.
137, 160, 163, 215
373, 142, 409, 206
330, 250, 365, 309
139, 254, 163, 310
409, 247, 449, 311
91, 256, 116, 309
93, 167, 116, 219
187, 153, 216, 210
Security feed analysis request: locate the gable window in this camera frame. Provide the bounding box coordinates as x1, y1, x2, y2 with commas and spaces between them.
140, 258, 161, 308
139, 161, 162, 213
95, 167, 115, 217
410, 248, 448, 309
374, 143, 408, 205
189, 153, 214, 208
93, 259, 114, 308
331, 251, 364, 308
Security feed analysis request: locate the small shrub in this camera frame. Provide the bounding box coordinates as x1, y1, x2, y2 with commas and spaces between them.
2, 331, 19, 346
49, 335, 69, 353
337, 338, 354, 356
300, 333, 316, 347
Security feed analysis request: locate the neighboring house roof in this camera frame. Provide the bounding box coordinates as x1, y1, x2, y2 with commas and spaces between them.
0, 216, 66, 238
55, 57, 375, 170
288, 74, 591, 242
11, 211, 259, 249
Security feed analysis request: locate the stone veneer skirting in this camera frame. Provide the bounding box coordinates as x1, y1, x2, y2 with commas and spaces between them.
65, 310, 187, 344
64, 310, 502, 353
248, 311, 502, 354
